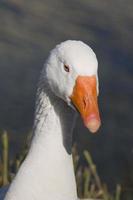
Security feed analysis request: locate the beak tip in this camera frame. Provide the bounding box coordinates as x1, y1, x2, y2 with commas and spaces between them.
86, 119, 101, 133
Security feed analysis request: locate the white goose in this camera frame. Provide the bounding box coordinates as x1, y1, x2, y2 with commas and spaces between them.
4, 40, 101, 200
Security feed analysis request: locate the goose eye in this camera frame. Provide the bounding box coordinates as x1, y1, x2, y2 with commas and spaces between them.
64, 64, 70, 72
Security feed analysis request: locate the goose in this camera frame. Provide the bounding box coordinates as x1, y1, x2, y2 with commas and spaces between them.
2, 40, 101, 200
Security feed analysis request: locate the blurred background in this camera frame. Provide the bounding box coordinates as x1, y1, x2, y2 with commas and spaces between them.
0, 0, 133, 198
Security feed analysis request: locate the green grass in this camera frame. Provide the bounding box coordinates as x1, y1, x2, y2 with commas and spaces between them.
0, 131, 121, 200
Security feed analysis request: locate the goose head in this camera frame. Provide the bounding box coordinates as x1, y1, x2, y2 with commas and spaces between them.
46, 40, 101, 133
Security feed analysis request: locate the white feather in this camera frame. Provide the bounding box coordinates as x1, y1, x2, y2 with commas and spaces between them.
4, 40, 98, 200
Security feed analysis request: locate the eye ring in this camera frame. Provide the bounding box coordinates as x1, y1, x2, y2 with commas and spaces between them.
64, 64, 70, 72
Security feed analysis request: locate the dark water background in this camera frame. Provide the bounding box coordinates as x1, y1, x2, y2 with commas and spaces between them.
0, 0, 133, 192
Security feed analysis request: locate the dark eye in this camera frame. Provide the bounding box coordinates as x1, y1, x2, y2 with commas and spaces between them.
64, 64, 70, 72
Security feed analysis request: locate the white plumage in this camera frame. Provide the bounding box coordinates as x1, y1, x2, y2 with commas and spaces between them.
2, 40, 100, 200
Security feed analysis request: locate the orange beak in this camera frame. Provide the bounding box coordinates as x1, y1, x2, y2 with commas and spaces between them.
70, 75, 101, 133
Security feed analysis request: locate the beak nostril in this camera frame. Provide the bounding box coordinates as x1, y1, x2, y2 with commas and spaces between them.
83, 98, 87, 110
